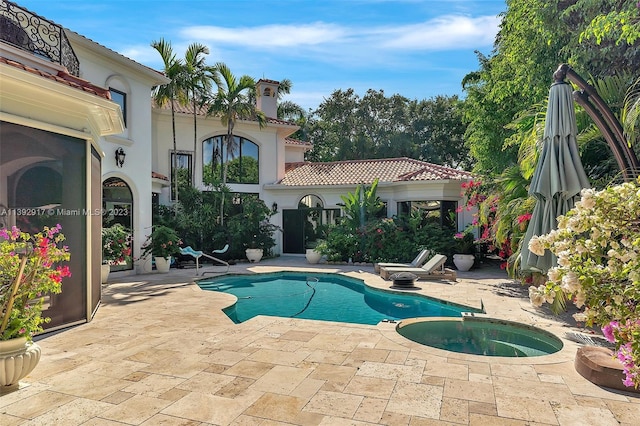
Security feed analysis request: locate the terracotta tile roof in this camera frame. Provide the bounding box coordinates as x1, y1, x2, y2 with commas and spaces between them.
279, 157, 472, 186
257, 78, 280, 85
285, 137, 312, 148
152, 171, 169, 181
0, 56, 110, 99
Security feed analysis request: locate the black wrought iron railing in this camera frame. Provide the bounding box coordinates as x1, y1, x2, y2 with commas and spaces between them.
0, 0, 79, 76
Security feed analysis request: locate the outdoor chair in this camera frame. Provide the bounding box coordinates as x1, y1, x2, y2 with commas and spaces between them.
379, 253, 457, 282
179, 244, 230, 275
374, 249, 431, 273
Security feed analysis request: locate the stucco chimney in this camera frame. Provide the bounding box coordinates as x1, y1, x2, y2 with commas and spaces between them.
256, 79, 279, 118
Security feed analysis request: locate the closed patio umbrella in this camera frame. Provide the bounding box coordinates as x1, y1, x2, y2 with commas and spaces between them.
520, 67, 590, 273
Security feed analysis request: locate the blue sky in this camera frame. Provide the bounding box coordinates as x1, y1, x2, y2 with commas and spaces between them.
18, 0, 506, 111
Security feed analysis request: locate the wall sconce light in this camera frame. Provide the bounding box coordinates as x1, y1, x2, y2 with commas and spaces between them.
115, 147, 126, 167
232, 195, 241, 205
271, 202, 278, 214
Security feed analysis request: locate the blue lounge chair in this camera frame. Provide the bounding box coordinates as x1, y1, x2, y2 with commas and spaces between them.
179, 244, 229, 275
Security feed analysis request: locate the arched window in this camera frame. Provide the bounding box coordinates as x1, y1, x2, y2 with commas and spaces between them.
202, 135, 259, 184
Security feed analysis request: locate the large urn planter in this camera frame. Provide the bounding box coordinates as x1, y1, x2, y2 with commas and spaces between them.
245, 248, 263, 263
453, 254, 475, 272
0, 337, 41, 394
101, 264, 111, 283
154, 256, 172, 273
306, 249, 322, 264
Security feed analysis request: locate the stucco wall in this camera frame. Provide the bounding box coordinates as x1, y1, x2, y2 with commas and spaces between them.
71, 39, 162, 271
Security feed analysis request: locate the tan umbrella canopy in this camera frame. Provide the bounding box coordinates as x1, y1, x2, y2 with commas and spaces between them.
520, 70, 590, 273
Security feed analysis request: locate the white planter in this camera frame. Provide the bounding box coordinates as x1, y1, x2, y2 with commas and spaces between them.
101, 264, 110, 283
154, 256, 172, 273
0, 337, 41, 394
245, 248, 263, 263
453, 254, 475, 272
306, 249, 322, 264
139, 256, 153, 274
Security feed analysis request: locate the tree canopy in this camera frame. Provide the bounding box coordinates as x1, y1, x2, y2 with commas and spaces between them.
305, 89, 471, 169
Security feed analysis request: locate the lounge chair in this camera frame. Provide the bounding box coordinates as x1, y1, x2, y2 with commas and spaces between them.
379, 254, 457, 282
374, 249, 431, 273
179, 244, 230, 275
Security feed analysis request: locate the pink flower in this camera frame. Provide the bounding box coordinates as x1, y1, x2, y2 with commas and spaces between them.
602, 321, 618, 342
517, 212, 532, 224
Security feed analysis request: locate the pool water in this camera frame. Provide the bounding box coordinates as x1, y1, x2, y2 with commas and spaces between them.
197, 272, 482, 325
396, 318, 563, 357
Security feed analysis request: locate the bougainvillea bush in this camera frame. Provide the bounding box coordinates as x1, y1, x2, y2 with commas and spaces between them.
528, 177, 640, 388
0, 225, 71, 341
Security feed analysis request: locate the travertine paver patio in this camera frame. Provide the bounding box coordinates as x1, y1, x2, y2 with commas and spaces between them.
1, 256, 639, 425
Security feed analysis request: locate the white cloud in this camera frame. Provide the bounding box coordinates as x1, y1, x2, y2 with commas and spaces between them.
381, 15, 500, 50
181, 23, 346, 48
178, 15, 499, 53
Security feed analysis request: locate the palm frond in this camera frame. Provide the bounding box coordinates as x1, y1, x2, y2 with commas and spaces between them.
622, 76, 640, 145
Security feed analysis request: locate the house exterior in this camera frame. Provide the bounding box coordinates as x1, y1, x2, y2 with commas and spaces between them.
153, 79, 475, 255
1, 1, 473, 331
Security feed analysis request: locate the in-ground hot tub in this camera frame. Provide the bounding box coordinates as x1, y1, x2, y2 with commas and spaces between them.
396, 316, 563, 357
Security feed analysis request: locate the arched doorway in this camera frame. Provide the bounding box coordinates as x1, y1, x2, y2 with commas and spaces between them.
282, 194, 339, 254
102, 177, 133, 271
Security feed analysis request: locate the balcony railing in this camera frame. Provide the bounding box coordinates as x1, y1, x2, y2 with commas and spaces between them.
0, 0, 79, 76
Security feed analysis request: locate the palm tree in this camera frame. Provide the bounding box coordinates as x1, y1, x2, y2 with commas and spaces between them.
207, 62, 266, 224
183, 43, 213, 185
151, 38, 186, 204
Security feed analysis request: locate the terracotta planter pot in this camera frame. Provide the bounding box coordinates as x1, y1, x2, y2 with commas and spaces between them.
154, 256, 172, 273
0, 337, 41, 394
245, 248, 263, 263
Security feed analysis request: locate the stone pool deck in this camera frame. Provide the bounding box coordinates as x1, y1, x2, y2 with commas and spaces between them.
1, 256, 639, 425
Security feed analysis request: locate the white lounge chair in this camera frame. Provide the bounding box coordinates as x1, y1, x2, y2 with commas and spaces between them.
179, 244, 230, 275
379, 253, 456, 282
374, 249, 431, 273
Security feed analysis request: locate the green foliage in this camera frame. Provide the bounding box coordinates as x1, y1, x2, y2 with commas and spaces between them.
338, 179, 384, 229
172, 185, 224, 253
206, 62, 266, 224
319, 183, 456, 263
0, 225, 70, 341
225, 155, 259, 184
225, 196, 278, 258
453, 231, 476, 255
306, 89, 470, 167
320, 215, 456, 264
463, 0, 640, 179
141, 225, 183, 258
101, 224, 132, 264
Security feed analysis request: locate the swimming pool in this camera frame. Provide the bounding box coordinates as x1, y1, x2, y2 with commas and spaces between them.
197, 272, 482, 325
396, 317, 563, 357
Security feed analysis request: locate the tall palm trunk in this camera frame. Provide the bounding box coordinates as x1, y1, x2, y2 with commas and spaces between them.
192, 97, 198, 186
220, 119, 235, 226
171, 97, 178, 209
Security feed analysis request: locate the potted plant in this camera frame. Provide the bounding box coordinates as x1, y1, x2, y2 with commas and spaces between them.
101, 224, 131, 283
245, 236, 264, 263
0, 224, 71, 393
140, 225, 182, 273
227, 198, 279, 262
305, 240, 323, 264
452, 231, 475, 271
